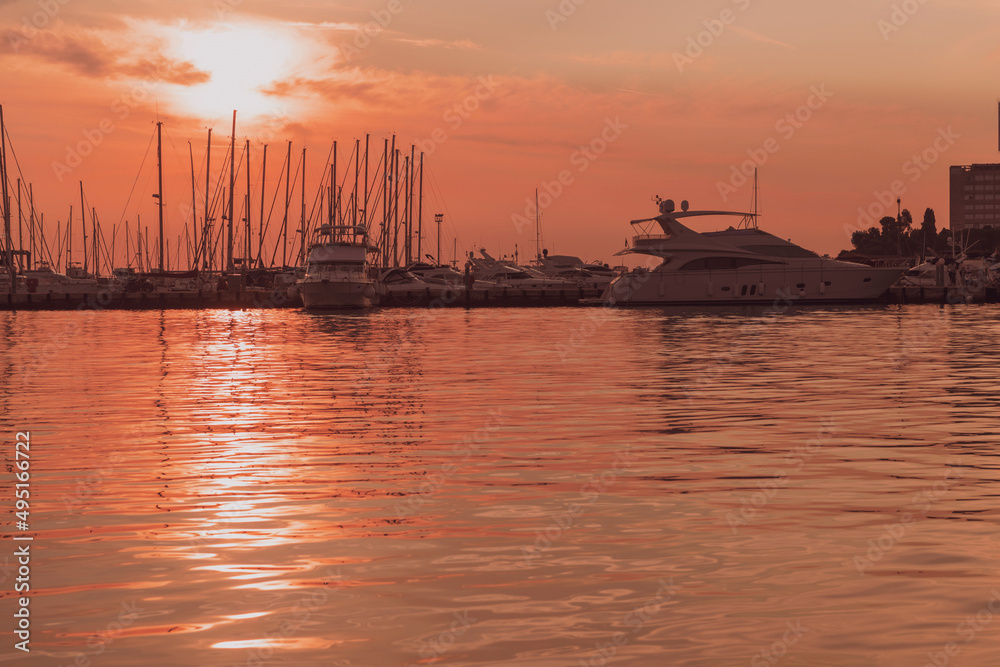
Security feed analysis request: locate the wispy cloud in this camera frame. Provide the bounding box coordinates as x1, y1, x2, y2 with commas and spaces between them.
0, 28, 209, 84
282, 20, 368, 32
730, 26, 797, 50
394, 37, 483, 50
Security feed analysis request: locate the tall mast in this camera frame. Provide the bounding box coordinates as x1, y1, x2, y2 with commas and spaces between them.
156, 121, 164, 271
246, 139, 251, 266
0, 105, 11, 292
408, 144, 415, 264
28, 183, 35, 270
435, 213, 443, 266
204, 128, 211, 271
188, 140, 195, 271
418, 151, 424, 261
16, 179, 21, 272
259, 144, 267, 266
92, 207, 99, 277
80, 181, 87, 274
299, 146, 306, 265
535, 188, 540, 261
67, 205, 72, 272
329, 139, 337, 225
283, 140, 290, 267
363, 133, 370, 228
381, 138, 388, 267
226, 110, 235, 271
353, 138, 360, 227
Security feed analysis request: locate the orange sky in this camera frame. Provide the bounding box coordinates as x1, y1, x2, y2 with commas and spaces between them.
1, 0, 999, 269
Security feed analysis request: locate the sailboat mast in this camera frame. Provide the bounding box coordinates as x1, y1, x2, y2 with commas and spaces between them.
535, 188, 540, 260
156, 121, 164, 271
283, 140, 290, 267
226, 110, 235, 271
0, 105, 11, 292
363, 134, 370, 229
79, 181, 87, 274
204, 128, 211, 271
246, 139, 251, 266
418, 151, 424, 260
300, 146, 306, 265
188, 141, 195, 271
259, 144, 267, 267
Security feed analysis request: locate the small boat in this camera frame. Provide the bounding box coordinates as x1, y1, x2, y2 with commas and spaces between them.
531, 250, 618, 290
469, 249, 575, 289
601, 197, 906, 305
22, 261, 111, 295
297, 223, 377, 309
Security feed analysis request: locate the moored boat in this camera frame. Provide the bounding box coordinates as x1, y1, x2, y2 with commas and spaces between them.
601, 198, 906, 305
297, 223, 377, 309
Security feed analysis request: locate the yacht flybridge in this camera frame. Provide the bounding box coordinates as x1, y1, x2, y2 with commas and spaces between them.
297, 223, 377, 309
601, 197, 905, 305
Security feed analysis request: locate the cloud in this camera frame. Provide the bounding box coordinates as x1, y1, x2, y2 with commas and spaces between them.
729, 26, 797, 50
394, 37, 483, 50
0, 25, 209, 85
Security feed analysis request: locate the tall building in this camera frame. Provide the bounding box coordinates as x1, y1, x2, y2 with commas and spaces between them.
950, 163, 1000, 232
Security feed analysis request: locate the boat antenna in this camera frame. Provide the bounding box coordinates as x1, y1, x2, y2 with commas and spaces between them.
740, 169, 760, 230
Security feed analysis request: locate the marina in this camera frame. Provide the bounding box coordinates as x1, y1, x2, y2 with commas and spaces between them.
4, 2, 1000, 662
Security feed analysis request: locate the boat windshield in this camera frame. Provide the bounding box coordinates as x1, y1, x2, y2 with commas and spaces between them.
737, 244, 818, 258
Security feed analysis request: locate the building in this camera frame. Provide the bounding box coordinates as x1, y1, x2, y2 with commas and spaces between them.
950, 163, 1000, 232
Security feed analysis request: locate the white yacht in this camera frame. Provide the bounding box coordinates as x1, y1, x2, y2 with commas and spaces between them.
22, 262, 110, 295
298, 224, 377, 309
601, 198, 906, 305
531, 250, 618, 290
469, 249, 575, 288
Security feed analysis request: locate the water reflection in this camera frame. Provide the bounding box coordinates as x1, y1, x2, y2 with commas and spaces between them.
4, 305, 1000, 665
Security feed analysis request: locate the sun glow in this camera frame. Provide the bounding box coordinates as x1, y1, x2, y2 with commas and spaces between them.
166, 23, 303, 121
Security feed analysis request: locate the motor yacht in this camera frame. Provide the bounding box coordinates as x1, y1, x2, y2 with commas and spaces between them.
297, 224, 377, 309
601, 198, 906, 305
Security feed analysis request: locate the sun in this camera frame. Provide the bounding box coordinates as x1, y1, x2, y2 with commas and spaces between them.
166, 22, 303, 122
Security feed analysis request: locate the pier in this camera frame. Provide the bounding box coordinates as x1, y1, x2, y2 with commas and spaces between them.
0, 285, 607, 311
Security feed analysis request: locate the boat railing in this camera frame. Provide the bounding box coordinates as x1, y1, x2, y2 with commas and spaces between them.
633, 234, 671, 244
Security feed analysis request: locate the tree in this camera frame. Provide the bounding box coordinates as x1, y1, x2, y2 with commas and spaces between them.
920, 208, 937, 238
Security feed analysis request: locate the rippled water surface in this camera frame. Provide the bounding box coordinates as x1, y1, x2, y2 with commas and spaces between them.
2, 304, 1000, 666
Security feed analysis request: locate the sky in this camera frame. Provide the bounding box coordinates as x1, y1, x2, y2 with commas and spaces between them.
1, 0, 999, 270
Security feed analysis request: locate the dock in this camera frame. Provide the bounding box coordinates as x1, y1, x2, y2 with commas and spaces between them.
0, 286, 607, 311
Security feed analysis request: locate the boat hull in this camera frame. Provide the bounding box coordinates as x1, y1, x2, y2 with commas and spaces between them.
603, 265, 904, 305
299, 279, 375, 309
